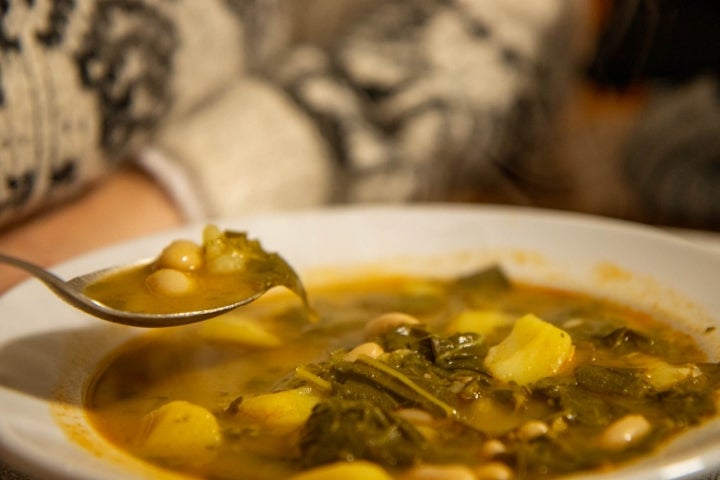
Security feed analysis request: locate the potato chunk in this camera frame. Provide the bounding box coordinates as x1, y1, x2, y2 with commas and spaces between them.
136, 400, 221, 465
198, 313, 282, 347
235, 387, 321, 433
289, 460, 393, 480
484, 314, 574, 386
203, 224, 249, 274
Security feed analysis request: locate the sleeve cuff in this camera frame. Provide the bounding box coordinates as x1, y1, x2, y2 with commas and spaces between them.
135, 147, 208, 222
138, 79, 335, 221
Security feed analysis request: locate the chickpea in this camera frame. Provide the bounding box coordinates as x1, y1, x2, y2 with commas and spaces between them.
146, 268, 195, 296
364, 312, 421, 338
157, 240, 203, 271
599, 414, 651, 451
344, 342, 385, 361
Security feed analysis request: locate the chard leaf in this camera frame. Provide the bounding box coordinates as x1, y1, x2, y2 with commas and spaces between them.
539, 383, 624, 427
659, 389, 718, 425
601, 328, 656, 354
430, 333, 488, 372
299, 398, 426, 468
331, 355, 456, 418
657, 363, 720, 424
332, 375, 401, 411
379, 324, 435, 355
378, 325, 488, 373
575, 364, 653, 398
454, 265, 512, 294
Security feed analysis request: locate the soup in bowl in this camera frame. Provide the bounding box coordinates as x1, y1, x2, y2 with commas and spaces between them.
0, 206, 718, 480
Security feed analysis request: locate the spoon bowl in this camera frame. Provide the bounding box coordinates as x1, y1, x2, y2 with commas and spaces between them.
0, 226, 311, 327
0, 252, 270, 327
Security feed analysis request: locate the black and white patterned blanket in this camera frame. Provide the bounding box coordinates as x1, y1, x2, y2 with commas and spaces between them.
0, 0, 578, 226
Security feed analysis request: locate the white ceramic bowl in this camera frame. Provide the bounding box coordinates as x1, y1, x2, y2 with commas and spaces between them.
1, 205, 719, 480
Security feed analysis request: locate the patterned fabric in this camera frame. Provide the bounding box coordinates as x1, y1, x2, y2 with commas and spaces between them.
276, 0, 578, 204
0, 0, 250, 226
0, 459, 31, 480
0, 0, 579, 227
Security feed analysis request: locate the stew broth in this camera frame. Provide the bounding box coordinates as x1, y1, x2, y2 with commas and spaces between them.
85, 267, 720, 480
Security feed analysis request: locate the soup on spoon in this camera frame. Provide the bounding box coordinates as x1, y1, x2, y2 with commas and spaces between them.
83, 225, 312, 318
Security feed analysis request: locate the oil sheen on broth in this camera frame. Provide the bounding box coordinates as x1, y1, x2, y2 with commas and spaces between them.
84, 265, 720, 480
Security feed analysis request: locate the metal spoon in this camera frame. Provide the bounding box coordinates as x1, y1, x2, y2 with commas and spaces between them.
0, 252, 274, 328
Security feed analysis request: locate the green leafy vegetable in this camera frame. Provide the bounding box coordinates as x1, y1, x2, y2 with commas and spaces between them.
601, 327, 656, 354
299, 398, 427, 468
217, 230, 314, 317
575, 365, 654, 398
454, 265, 512, 294
249, 265, 720, 476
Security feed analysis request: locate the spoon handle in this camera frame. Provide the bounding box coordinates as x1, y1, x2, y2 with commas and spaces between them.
0, 253, 68, 289
0, 252, 89, 310
0, 252, 121, 321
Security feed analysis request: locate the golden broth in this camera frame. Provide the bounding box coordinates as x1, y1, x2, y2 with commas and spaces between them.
83, 264, 265, 314
84, 270, 718, 480
83, 227, 310, 317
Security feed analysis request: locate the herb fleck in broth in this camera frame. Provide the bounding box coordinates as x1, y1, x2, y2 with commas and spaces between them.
84, 267, 720, 480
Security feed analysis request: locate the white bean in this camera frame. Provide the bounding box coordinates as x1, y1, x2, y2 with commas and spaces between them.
395, 408, 435, 426
364, 312, 420, 338
344, 342, 385, 361
599, 414, 651, 450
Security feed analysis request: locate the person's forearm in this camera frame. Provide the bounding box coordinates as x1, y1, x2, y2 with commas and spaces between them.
0, 167, 182, 294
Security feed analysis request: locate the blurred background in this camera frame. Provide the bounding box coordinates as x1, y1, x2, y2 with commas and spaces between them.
293, 0, 720, 232
500, 0, 720, 232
